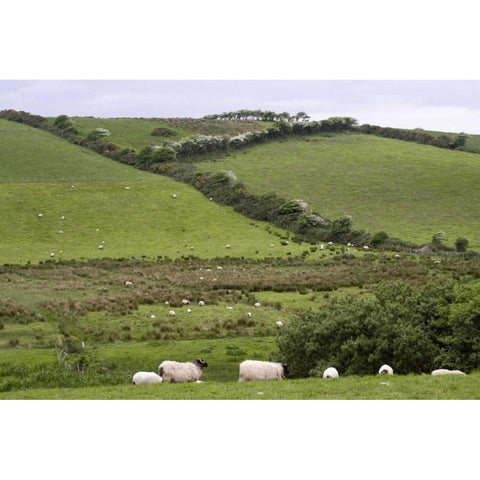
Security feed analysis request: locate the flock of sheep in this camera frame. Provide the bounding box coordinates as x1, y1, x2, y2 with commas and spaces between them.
132, 360, 467, 385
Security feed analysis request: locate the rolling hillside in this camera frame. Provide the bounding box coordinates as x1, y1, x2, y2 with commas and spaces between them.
0, 119, 306, 264
196, 133, 480, 249
64, 117, 269, 151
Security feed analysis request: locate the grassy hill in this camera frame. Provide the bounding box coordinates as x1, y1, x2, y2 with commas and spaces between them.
0, 119, 307, 264
196, 132, 480, 249
64, 117, 269, 151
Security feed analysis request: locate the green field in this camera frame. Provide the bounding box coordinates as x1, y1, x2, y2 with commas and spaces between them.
66, 117, 268, 151
0, 119, 308, 264
3, 115, 480, 400
196, 133, 480, 249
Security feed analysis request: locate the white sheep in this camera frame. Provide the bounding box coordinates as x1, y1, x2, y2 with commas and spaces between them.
198, 300, 205, 306
132, 372, 163, 384
158, 358, 208, 383
182, 299, 190, 305
168, 310, 176, 317
50, 252, 55, 257
150, 314, 156, 319
431, 369, 466, 376
125, 281, 133, 287
216, 266, 223, 270
226, 306, 233, 310
165, 301, 170, 305
98, 245, 104, 250
172, 194, 177, 199
226, 244, 231, 249
61, 215, 65, 220
276, 321, 283, 328
38, 213, 44, 218
125, 186, 131, 190
239, 360, 289, 382
379, 364, 393, 375
323, 367, 339, 379
254, 302, 261, 308
187, 308, 192, 313
247, 312, 252, 318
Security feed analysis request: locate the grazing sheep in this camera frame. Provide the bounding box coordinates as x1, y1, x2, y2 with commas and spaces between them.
216, 266, 223, 270
132, 372, 163, 384
125, 281, 133, 287
226, 306, 233, 310
226, 244, 231, 249
150, 314, 156, 319
172, 194, 177, 198
187, 308, 192, 313
363, 245, 370, 250
431, 369, 466, 376
125, 186, 131, 190
275, 321, 283, 328
168, 310, 176, 317
38, 213, 44, 218
50, 252, 55, 257
98, 245, 104, 250
379, 364, 393, 375
247, 312, 252, 318
254, 302, 261, 308
198, 300, 205, 306
323, 367, 339, 379
61, 215, 65, 220
182, 299, 190, 305
158, 358, 208, 383
239, 360, 289, 382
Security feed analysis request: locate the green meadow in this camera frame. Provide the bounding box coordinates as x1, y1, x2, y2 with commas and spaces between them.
196, 133, 480, 249
0, 119, 307, 264
2, 115, 480, 400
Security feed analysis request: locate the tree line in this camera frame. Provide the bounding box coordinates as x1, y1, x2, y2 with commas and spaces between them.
203, 109, 311, 122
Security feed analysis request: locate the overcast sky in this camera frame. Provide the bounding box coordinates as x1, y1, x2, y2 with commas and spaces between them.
1, 80, 480, 134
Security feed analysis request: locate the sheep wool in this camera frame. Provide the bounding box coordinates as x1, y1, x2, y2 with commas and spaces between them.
323, 367, 339, 379
238, 360, 288, 382
431, 369, 466, 376
159, 358, 208, 383
132, 372, 163, 384
379, 364, 393, 375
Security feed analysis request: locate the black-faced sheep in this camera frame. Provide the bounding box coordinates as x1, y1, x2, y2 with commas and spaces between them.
379, 364, 393, 375
238, 360, 289, 382
158, 358, 208, 383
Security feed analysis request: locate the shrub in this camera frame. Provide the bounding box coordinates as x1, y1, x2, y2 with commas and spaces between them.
455, 237, 469, 253
275, 280, 480, 377
151, 127, 175, 137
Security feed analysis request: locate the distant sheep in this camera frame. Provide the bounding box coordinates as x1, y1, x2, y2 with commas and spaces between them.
239, 360, 289, 382
98, 245, 104, 250
379, 364, 393, 375
198, 300, 205, 306
275, 321, 283, 328
247, 312, 252, 318
323, 367, 339, 379
132, 372, 163, 384
125, 281, 133, 287
226, 306, 233, 310
172, 194, 177, 199
125, 186, 131, 190
158, 359, 208, 383
187, 308, 192, 313
431, 369, 466, 376
168, 310, 176, 317
225, 244, 231, 249
254, 302, 261, 308
182, 299, 190, 305
38, 213, 43, 218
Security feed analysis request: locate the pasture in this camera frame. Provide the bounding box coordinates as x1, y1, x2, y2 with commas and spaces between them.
196, 133, 480, 249
0, 119, 308, 264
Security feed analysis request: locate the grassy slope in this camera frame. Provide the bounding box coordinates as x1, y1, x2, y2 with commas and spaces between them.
197, 133, 480, 249
67, 117, 269, 150
0, 119, 307, 264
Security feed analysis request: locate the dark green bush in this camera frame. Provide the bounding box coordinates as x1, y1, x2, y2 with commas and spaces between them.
275, 280, 480, 377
